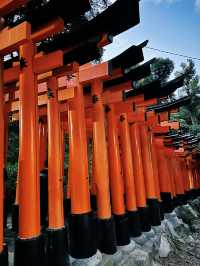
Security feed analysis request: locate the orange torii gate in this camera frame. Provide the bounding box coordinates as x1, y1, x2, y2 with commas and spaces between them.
4, 51, 151, 248
0, 20, 31, 266
0, 4, 72, 264
0, 1, 29, 17
4, 56, 185, 235
3, 48, 200, 264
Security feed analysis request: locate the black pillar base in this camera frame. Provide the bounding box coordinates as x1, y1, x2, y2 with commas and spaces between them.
12, 204, 19, 233
14, 234, 46, 266
187, 189, 197, 200
69, 212, 97, 259
159, 202, 165, 221
138, 207, 151, 232
193, 189, 200, 199
147, 199, 161, 226
0, 245, 8, 266
114, 214, 130, 246
97, 217, 117, 254
128, 210, 142, 237
160, 192, 173, 214
64, 198, 71, 219
185, 191, 192, 201
40, 170, 48, 229
90, 195, 97, 212
46, 227, 69, 266
173, 194, 187, 207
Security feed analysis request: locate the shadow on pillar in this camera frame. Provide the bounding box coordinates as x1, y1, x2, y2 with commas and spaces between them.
0, 245, 8, 266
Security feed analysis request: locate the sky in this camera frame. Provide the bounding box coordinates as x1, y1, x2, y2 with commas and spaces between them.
103, 0, 200, 76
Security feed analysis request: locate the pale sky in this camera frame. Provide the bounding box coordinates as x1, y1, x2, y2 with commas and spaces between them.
104, 0, 200, 75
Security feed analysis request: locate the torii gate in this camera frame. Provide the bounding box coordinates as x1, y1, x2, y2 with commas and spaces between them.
0, 3, 72, 264
0, 20, 31, 266
3, 42, 200, 264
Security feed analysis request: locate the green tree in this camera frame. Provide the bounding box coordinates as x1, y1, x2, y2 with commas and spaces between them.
174, 59, 200, 136
141, 57, 174, 85
6, 121, 19, 208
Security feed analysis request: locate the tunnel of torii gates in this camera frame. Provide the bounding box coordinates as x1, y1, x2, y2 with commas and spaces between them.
0, 1, 200, 266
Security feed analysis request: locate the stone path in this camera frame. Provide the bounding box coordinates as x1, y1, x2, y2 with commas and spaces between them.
5, 198, 200, 266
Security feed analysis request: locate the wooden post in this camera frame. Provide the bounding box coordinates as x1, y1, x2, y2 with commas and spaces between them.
107, 104, 130, 246
170, 154, 185, 207
46, 76, 68, 266
155, 140, 174, 214
0, 54, 8, 266
130, 123, 151, 232
119, 113, 141, 237
91, 80, 117, 254
139, 123, 161, 226
14, 41, 45, 266
68, 77, 96, 259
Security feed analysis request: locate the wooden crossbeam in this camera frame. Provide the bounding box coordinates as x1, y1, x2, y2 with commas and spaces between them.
4, 50, 63, 83
159, 111, 169, 122
79, 62, 110, 84
152, 125, 170, 134
127, 112, 145, 123
160, 121, 180, 130
0, 0, 28, 17
31, 18, 64, 43
0, 22, 31, 55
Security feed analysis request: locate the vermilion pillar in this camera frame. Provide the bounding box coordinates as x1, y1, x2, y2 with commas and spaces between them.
139, 123, 161, 226
172, 155, 186, 206
107, 104, 130, 246
187, 158, 195, 199
91, 80, 116, 254
0, 56, 8, 265
155, 140, 174, 214
68, 77, 96, 259
14, 41, 45, 266
182, 160, 191, 199
119, 114, 141, 237
3, 111, 8, 230
46, 77, 68, 266
150, 136, 164, 220
130, 123, 151, 232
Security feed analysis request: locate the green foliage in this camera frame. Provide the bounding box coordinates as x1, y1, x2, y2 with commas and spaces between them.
6, 162, 18, 205
174, 60, 200, 138
141, 57, 174, 85
6, 121, 19, 208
